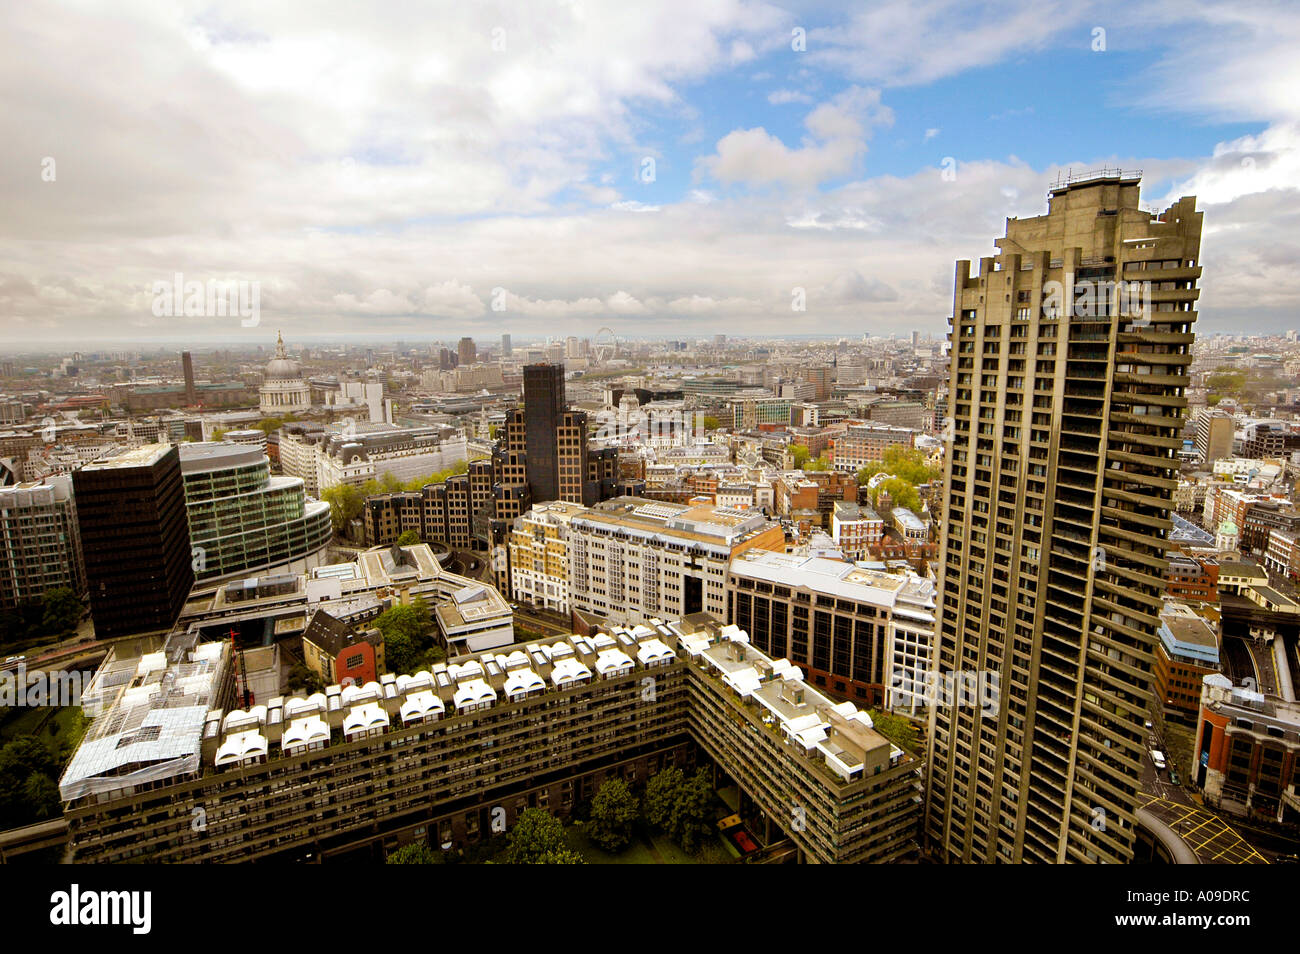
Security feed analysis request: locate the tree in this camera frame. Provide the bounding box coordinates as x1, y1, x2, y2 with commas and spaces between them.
322, 484, 365, 535
643, 767, 684, 830
399, 459, 469, 492
701, 416, 720, 432
382, 629, 418, 675
874, 477, 921, 514
789, 444, 811, 469
0, 736, 59, 829
504, 808, 584, 864
857, 447, 937, 487
287, 662, 324, 695
644, 766, 717, 850
212, 427, 228, 441
396, 529, 422, 546
40, 587, 82, 637
0, 735, 55, 780
588, 778, 639, 852
1206, 371, 1246, 393
669, 769, 716, 852
856, 462, 887, 485
374, 599, 432, 645
879, 445, 939, 485
22, 773, 61, 820
802, 453, 831, 472
375, 598, 435, 675
387, 841, 440, 864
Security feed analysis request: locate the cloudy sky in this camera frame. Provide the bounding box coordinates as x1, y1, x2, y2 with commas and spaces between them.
2, 0, 1298, 346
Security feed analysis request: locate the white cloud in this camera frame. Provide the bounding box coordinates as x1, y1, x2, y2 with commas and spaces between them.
2, 0, 1299, 342
768, 88, 813, 104
807, 0, 1081, 87
697, 85, 891, 189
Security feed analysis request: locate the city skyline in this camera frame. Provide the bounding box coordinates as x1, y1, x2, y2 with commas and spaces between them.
3, 0, 1299, 893
3, 2, 1299, 344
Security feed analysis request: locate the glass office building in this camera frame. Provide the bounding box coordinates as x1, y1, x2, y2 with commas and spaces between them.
180, 442, 332, 583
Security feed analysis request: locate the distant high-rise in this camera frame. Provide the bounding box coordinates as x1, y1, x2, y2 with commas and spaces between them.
926, 172, 1202, 863
1194, 410, 1234, 466
501, 333, 512, 357
804, 366, 833, 402
0, 475, 85, 610
181, 351, 197, 405
74, 443, 194, 638
523, 363, 565, 503
458, 336, 477, 367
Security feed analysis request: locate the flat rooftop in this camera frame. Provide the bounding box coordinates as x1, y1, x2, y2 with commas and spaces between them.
178, 441, 265, 473
729, 550, 936, 611
575, 496, 774, 547
79, 442, 173, 470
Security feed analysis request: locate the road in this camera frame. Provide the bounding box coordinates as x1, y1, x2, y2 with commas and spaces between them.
1, 637, 107, 675
446, 550, 489, 582
1140, 721, 1193, 807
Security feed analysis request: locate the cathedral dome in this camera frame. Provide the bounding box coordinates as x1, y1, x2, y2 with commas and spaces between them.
265, 332, 303, 381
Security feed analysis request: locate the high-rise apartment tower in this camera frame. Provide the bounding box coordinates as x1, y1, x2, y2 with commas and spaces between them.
457, 336, 477, 367
926, 172, 1202, 863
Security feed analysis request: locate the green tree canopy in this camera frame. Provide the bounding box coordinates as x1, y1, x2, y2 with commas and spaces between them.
0, 736, 60, 828
40, 587, 82, 637
855, 445, 939, 486
872, 476, 921, 514
587, 778, 640, 852
505, 808, 585, 864
396, 529, 422, 546
22, 773, 61, 820
0, 735, 55, 780
802, 453, 831, 472
387, 841, 440, 864
374, 598, 436, 675
400, 459, 469, 492
1205, 371, 1246, 393
643, 767, 715, 852
644, 766, 683, 830
254, 414, 298, 435
321, 484, 366, 535
789, 444, 811, 469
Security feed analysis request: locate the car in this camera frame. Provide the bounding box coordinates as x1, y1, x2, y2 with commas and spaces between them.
4, 655, 25, 665
1169, 770, 1181, 786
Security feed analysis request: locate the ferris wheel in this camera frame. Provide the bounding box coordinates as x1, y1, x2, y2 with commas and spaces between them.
594, 326, 617, 363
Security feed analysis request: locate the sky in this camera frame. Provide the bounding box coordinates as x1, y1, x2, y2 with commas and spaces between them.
2, 0, 1299, 347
